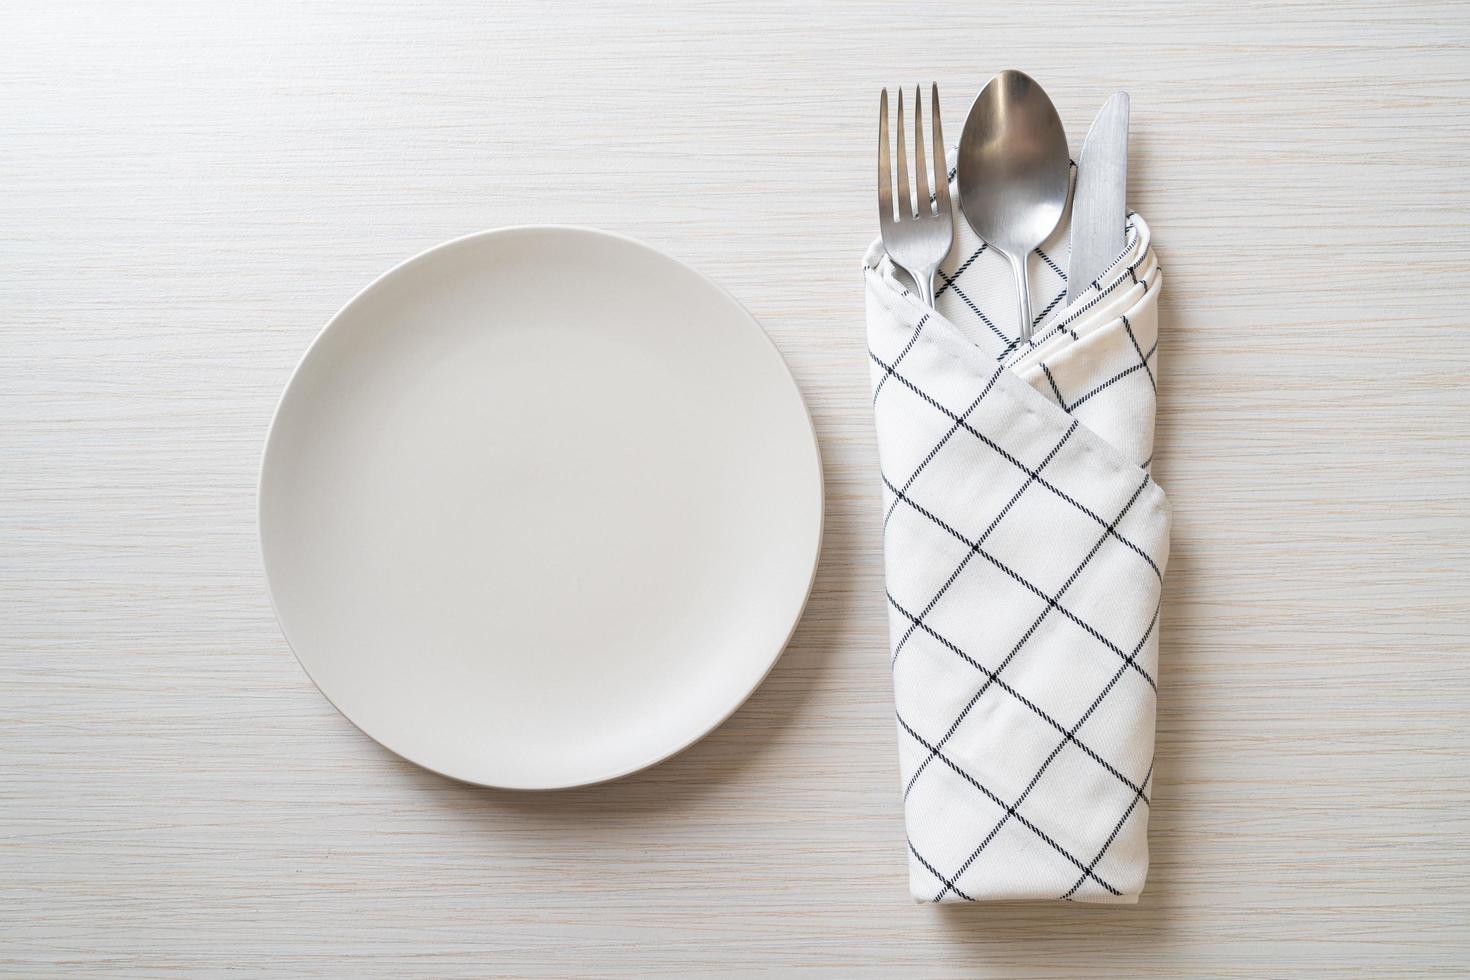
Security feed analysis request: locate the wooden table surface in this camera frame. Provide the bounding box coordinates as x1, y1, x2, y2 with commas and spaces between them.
5, 1, 1469, 975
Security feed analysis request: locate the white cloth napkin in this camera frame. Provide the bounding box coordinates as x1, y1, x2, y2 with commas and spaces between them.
864, 177, 1170, 903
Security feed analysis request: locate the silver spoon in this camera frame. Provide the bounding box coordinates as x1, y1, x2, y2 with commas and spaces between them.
956, 70, 1070, 343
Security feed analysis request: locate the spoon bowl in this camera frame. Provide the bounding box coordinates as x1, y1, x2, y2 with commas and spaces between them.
956, 70, 1070, 342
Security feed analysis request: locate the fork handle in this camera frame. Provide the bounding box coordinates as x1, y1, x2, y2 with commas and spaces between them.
914, 269, 937, 310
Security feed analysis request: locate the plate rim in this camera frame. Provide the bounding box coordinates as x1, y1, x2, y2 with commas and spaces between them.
257, 224, 825, 790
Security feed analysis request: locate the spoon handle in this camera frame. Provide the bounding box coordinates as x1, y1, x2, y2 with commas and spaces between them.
1010, 253, 1034, 343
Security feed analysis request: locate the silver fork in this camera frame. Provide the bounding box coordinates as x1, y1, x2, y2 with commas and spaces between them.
878, 84, 954, 309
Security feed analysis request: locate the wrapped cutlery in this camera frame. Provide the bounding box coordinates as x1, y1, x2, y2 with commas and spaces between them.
865, 93, 1168, 902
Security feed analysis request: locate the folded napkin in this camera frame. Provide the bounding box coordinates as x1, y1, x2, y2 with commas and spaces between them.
864, 177, 1169, 903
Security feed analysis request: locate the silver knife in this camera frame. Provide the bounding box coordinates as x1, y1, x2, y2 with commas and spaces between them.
1065, 92, 1130, 304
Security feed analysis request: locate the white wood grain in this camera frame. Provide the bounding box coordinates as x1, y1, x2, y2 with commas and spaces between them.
3, 1, 1469, 975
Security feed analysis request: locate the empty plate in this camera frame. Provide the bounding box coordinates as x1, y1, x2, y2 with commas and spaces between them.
259, 227, 823, 789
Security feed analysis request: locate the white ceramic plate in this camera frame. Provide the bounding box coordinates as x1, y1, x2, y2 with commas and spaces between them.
259, 227, 823, 789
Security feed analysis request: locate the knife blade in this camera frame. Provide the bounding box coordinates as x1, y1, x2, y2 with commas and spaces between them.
1065, 92, 1130, 305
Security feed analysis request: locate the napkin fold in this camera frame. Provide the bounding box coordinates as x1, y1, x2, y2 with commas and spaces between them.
864, 178, 1169, 903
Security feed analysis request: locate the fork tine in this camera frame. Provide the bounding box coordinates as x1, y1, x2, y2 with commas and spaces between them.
895, 88, 911, 220
878, 89, 892, 225
931, 83, 951, 218
913, 85, 930, 216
